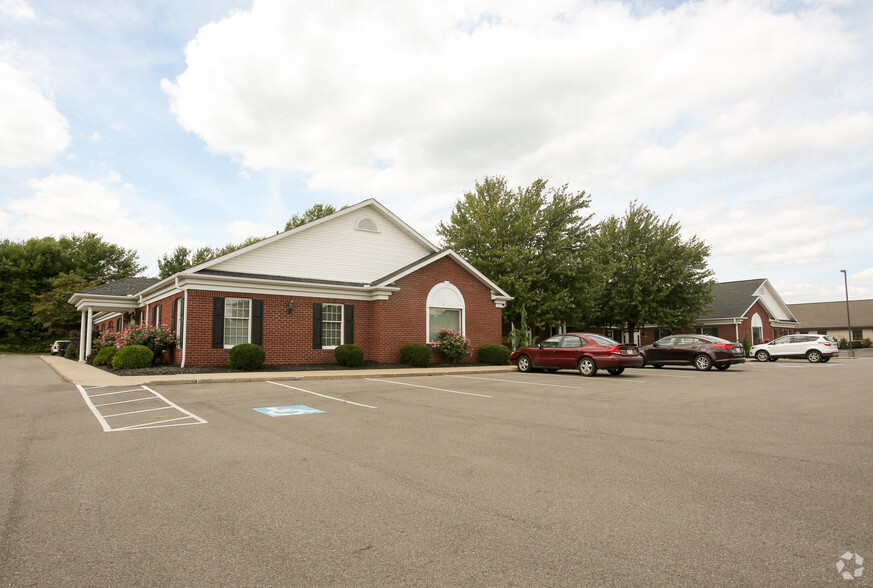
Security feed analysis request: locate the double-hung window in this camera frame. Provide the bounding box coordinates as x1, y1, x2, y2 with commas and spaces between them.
224, 298, 251, 348
322, 303, 343, 348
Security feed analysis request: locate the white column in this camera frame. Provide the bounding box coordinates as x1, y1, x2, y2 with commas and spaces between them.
85, 307, 94, 360
78, 311, 87, 362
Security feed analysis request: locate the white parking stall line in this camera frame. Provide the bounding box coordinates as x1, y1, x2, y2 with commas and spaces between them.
93, 396, 155, 408
75, 384, 207, 432
267, 381, 378, 409
103, 406, 176, 419
366, 378, 492, 398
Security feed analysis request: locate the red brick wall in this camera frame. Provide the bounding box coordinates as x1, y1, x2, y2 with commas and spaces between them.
180, 256, 503, 367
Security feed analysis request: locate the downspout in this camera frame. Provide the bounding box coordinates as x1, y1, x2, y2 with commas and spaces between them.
85, 307, 94, 360
176, 276, 187, 369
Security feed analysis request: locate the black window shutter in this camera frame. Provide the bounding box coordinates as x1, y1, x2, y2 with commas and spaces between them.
212, 297, 225, 348
171, 299, 177, 332
344, 304, 354, 345
313, 303, 323, 349
252, 299, 264, 346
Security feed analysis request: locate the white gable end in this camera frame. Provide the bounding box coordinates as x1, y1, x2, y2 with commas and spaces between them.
209, 205, 434, 283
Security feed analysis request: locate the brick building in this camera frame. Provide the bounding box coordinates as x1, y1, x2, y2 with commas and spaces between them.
69, 200, 511, 366
637, 278, 799, 345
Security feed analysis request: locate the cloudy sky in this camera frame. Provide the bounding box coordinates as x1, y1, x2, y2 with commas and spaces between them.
1, 0, 871, 304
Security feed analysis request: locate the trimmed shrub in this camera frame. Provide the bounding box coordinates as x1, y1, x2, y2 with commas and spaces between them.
112, 345, 154, 370
400, 342, 431, 368
64, 343, 78, 360
478, 344, 511, 365
430, 328, 471, 364
228, 343, 266, 371
93, 346, 118, 367
335, 344, 364, 367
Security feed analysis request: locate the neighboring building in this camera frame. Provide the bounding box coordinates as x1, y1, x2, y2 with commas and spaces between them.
69, 199, 511, 366
788, 299, 873, 342
637, 278, 799, 345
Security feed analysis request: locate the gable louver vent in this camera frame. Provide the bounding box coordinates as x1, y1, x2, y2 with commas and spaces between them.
355, 217, 379, 232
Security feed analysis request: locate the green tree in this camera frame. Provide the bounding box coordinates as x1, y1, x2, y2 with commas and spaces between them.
157, 245, 216, 279
591, 201, 715, 338
62, 232, 144, 282
284, 203, 345, 231
436, 176, 595, 330
0, 237, 70, 348
33, 273, 100, 337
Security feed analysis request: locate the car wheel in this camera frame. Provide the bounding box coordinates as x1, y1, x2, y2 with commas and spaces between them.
578, 357, 598, 377
755, 350, 770, 362
517, 355, 533, 373
693, 354, 713, 371
806, 349, 822, 363
715, 363, 730, 371
607, 367, 624, 376
651, 364, 663, 369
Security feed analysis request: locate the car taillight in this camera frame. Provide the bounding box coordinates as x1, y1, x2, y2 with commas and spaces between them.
607, 346, 620, 354
713, 343, 733, 350
822, 341, 832, 346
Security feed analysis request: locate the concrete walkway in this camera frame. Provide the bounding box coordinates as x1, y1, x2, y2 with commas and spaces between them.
39, 354, 517, 387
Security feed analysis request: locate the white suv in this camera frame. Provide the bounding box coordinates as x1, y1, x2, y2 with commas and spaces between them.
750, 334, 839, 363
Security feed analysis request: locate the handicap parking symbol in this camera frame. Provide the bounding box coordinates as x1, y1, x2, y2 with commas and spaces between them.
253, 405, 324, 417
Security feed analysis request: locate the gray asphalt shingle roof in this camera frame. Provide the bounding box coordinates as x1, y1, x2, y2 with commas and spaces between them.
81, 277, 160, 296
698, 279, 767, 319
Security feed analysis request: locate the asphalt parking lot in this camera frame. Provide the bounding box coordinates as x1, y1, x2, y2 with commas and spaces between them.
2, 355, 872, 586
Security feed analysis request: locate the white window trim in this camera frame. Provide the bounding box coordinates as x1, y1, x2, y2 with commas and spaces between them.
224, 297, 252, 349
426, 281, 466, 342
322, 303, 344, 349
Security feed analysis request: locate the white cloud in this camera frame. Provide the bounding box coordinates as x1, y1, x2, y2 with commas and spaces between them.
677, 192, 870, 269
0, 43, 70, 167
0, 0, 35, 20
162, 0, 869, 200
0, 173, 180, 274
226, 219, 277, 242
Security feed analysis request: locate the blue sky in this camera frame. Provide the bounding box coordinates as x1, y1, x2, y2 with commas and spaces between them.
1, 0, 871, 304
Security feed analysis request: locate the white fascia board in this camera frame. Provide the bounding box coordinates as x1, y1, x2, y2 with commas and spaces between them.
176, 273, 400, 301
68, 293, 141, 312
182, 198, 439, 275
697, 317, 745, 325
372, 249, 512, 305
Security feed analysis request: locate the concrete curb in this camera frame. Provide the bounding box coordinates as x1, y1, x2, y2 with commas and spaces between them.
39, 355, 517, 387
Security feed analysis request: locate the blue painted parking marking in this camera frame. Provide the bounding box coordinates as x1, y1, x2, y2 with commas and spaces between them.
253, 405, 324, 417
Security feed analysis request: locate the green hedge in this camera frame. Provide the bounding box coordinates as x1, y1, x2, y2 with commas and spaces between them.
93, 346, 118, 367
228, 343, 266, 371
112, 345, 154, 370
478, 344, 511, 365
335, 344, 364, 367
400, 342, 431, 368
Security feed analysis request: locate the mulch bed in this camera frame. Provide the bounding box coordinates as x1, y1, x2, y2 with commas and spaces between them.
96, 361, 483, 377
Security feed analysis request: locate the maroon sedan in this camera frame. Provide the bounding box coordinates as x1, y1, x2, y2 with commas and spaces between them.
510, 333, 644, 376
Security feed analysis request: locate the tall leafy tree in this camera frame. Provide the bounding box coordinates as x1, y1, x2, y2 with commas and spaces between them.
437, 176, 595, 330
285, 203, 346, 231
157, 245, 220, 278
62, 232, 144, 282
591, 201, 715, 338
0, 237, 70, 347
33, 273, 100, 337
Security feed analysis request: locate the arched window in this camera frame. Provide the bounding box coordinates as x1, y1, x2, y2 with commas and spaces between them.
426, 282, 465, 342
751, 313, 764, 343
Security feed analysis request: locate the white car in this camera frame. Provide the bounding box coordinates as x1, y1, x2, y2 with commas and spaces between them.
50, 340, 71, 355
750, 334, 839, 363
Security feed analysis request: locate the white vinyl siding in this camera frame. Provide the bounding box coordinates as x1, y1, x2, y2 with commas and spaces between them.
224, 298, 251, 347
209, 206, 432, 284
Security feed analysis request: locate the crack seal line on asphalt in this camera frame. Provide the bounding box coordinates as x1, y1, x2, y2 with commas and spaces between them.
267, 381, 377, 409
366, 378, 492, 398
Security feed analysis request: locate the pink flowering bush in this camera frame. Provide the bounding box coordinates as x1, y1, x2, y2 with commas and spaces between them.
99, 323, 176, 357
430, 328, 471, 364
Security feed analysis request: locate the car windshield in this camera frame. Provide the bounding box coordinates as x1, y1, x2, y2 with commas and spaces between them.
588, 334, 619, 346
